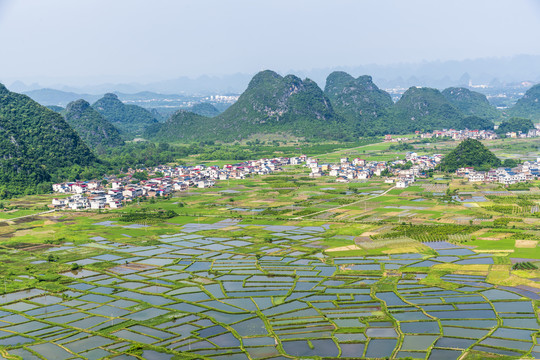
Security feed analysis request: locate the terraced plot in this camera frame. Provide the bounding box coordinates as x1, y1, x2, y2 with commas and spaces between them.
0, 219, 538, 359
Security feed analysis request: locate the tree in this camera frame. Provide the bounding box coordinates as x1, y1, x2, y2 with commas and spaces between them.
132, 171, 149, 181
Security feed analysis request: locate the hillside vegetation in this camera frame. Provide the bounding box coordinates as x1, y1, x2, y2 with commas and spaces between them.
508, 83, 540, 121
144, 110, 210, 142
442, 87, 501, 121
379, 87, 463, 133
496, 117, 535, 135
324, 72, 393, 135
147, 70, 348, 142
0, 84, 96, 197
64, 99, 124, 151
189, 103, 221, 117
439, 138, 501, 172
92, 93, 158, 137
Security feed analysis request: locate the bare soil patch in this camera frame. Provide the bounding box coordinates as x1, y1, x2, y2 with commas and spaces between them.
515, 240, 538, 248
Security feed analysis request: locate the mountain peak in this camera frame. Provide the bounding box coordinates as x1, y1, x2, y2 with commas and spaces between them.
248, 70, 282, 88
0, 85, 95, 195
103, 93, 120, 100
323, 71, 392, 134
65, 99, 91, 113
92, 93, 157, 137
442, 87, 500, 121
65, 99, 124, 149
147, 71, 345, 142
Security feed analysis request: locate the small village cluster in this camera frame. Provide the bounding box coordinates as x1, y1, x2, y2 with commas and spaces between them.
50, 156, 307, 210
382, 127, 540, 143
458, 158, 540, 184
51, 145, 539, 210
53, 151, 442, 210
415, 127, 539, 140
417, 129, 498, 140
308, 152, 443, 188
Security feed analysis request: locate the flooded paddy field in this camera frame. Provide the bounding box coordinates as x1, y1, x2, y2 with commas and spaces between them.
0, 218, 538, 359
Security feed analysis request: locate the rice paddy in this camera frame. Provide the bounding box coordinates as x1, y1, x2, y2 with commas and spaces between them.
0, 216, 538, 359
0, 149, 539, 359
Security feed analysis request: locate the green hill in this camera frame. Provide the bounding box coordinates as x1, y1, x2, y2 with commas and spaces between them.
151, 70, 347, 142
496, 117, 535, 135
144, 110, 210, 142
382, 87, 463, 133
442, 87, 501, 121
324, 72, 393, 135
92, 93, 158, 137
214, 70, 346, 141
0, 84, 96, 197
439, 138, 501, 172
508, 83, 540, 121
190, 103, 221, 117
64, 99, 124, 150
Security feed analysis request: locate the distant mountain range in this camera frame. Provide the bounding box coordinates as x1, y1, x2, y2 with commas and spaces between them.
143, 70, 540, 142
22, 88, 196, 108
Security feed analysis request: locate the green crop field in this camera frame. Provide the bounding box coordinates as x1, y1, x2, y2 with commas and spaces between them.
0, 138, 539, 359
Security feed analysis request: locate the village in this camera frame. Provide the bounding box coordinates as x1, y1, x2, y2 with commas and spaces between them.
51, 156, 300, 210
307, 152, 443, 188
458, 159, 540, 184
383, 126, 540, 143
51, 150, 450, 210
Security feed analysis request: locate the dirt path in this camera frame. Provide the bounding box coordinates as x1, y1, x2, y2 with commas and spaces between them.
0, 209, 56, 223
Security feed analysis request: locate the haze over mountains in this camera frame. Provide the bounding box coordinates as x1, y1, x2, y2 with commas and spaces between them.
7, 55, 540, 96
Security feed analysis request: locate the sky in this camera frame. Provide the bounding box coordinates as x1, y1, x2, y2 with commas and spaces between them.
1, 0, 540, 86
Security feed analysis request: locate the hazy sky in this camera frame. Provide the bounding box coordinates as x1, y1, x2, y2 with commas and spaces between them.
1, 0, 540, 85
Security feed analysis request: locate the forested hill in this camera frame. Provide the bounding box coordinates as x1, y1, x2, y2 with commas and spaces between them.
378, 87, 464, 133
92, 93, 158, 137
0, 84, 96, 197
64, 99, 124, 150
147, 71, 519, 142
151, 70, 348, 142
214, 70, 346, 140
439, 138, 501, 172
144, 110, 211, 142
324, 72, 393, 134
442, 87, 501, 121
189, 103, 221, 117
508, 83, 540, 121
